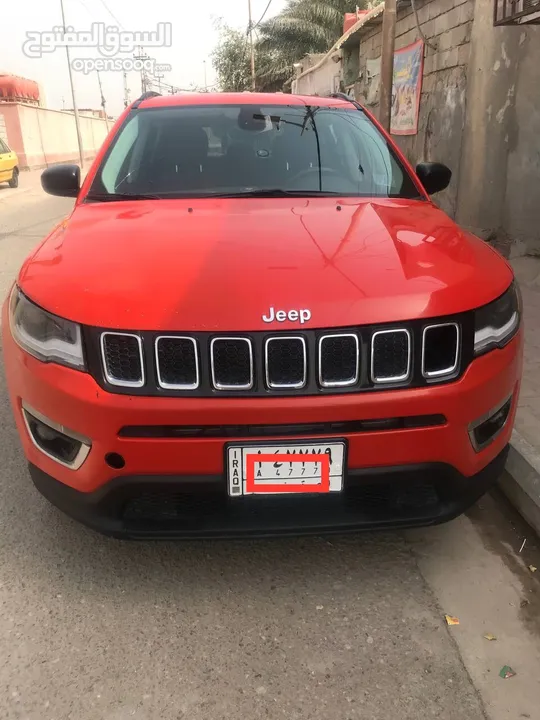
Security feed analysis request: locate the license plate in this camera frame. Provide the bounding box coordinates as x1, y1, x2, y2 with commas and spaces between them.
227, 441, 346, 496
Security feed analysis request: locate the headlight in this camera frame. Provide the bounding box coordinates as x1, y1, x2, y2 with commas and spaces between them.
9, 287, 86, 370
474, 282, 521, 356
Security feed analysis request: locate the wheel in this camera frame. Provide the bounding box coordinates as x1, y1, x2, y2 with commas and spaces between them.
8, 167, 19, 188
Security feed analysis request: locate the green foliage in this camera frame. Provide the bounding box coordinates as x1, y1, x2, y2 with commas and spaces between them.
258, 1, 366, 57
212, 0, 382, 93
211, 25, 251, 92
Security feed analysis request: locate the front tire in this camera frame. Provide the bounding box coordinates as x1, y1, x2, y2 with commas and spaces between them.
8, 167, 19, 188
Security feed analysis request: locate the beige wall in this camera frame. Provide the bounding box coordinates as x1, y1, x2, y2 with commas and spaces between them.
456, 0, 540, 256
0, 102, 109, 168
347, 0, 539, 256
293, 52, 343, 96
355, 0, 474, 219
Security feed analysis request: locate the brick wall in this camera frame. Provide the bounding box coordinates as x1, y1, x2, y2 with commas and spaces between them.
356, 0, 475, 218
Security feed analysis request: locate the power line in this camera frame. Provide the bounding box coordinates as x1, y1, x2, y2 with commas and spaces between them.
247, 0, 256, 90
96, 0, 124, 28
253, 0, 274, 29
75, 0, 94, 18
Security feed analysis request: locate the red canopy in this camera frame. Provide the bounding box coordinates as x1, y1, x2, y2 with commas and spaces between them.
0, 74, 40, 102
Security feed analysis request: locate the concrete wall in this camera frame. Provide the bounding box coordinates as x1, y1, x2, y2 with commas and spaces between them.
0, 113, 7, 144
456, 0, 540, 256
0, 102, 109, 169
351, 0, 539, 255
356, 0, 474, 219
292, 52, 343, 96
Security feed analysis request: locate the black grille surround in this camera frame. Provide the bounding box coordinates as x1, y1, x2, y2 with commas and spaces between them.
83, 312, 475, 398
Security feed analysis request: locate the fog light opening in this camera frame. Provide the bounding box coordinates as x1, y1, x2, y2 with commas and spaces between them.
105, 452, 126, 470
469, 396, 512, 452
22, 404, 91, 469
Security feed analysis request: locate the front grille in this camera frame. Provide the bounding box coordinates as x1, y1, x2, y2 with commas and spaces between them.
422, 323, 460, 378
156, 336, 198, 389
211, 337, 253, 389
101, 332, 144, 387
371, 329, 411, 383
90, 313, 473, 397
319, 334, 359, 387
265, 337, 307, 389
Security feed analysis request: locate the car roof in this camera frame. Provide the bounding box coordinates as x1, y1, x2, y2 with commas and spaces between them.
137, 92, 356, 110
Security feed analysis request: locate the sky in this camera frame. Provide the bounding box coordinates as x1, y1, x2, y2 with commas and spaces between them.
2, 0, 287, 117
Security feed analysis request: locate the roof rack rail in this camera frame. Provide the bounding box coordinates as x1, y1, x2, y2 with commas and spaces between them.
328, 92, 364, 112
131, 91, 162, 110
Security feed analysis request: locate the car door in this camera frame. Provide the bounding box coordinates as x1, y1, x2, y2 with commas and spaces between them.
0, 139, 16, 182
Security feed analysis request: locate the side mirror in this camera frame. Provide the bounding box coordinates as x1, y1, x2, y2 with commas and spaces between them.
41, 164, 81, 198
416, 162, 452, 196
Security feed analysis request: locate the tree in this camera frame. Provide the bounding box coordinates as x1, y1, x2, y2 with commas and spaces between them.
211, 24, 251, 92
211, 22, 287, 94
258, 0, 367, 60
256, 0, 371, 90
213, 1, 383, 94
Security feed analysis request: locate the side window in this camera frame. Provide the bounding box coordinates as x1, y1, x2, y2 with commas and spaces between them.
0, 139, 9, 154
101, 115, 139, 192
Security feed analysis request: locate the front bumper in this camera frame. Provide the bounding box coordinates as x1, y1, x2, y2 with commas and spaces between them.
2, 304, 523, 537
29, 447, 509, 539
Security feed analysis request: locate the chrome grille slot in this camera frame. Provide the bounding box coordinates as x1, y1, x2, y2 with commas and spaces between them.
156, 336, 199, 389
371, 329, 411, 384
422, 323, 460, 378
91, 317, 467, 397
211, 337, 253, 390
319, 334, 359, 387
101, 332, 145, 387
265, 336, 307, 389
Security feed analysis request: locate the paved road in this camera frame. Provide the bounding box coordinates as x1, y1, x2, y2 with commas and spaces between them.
0, 174, 539, 720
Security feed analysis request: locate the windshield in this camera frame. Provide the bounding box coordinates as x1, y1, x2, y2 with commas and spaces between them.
88, 103, 422, 200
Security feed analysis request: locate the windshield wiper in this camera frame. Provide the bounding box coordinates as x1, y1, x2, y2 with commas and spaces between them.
85, 192, 164, 202
207, 188, 341, 199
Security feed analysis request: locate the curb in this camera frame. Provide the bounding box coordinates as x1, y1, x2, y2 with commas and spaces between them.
499, 429, 540, 536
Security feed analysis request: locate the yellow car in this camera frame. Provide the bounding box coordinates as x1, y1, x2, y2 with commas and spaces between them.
0, 138, 19, 188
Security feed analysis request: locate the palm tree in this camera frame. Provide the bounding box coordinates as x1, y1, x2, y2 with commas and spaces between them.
255, 0, 372, 90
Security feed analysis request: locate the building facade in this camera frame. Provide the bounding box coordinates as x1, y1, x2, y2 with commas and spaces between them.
293, 0, 540, 257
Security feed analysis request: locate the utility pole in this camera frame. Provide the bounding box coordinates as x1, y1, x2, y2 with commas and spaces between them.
122, 71, 130, 108
134, 47, 150, 93
247, 0, 256, 91
203, 60, 207, 91
59, 0, 84, 168
96, 71, 110, 131
379, 0, 397, 132
154, 72, 164, 93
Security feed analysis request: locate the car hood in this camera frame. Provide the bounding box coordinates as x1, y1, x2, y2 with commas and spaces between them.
19, 197, 513, 331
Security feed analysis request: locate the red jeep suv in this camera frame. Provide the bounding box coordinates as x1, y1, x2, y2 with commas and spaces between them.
2, 92, 523, 538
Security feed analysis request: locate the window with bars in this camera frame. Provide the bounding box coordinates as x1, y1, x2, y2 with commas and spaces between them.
494, 0, 540, 25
